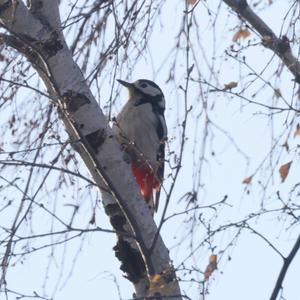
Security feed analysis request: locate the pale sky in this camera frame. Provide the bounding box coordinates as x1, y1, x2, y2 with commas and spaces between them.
1, 1, 300, 300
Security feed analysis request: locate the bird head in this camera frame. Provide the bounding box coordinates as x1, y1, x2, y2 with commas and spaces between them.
117, 79, 165, 111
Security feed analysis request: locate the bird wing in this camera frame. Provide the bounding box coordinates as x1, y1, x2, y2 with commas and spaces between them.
155, 113, 167, 211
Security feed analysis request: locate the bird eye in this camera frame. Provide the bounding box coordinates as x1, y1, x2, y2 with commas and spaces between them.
140, 83, 147, 88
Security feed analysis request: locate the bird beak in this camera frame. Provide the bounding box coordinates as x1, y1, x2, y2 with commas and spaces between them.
117, 79, 133, 89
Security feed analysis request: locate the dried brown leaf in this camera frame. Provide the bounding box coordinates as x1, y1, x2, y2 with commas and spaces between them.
224, 81, 238, 90
294, 124, 300, 138
149, 267, 174, 294
233, 29, 251, 42
187, 0, 197, 5
242, 176, 253, 184
204, 254, 217, 280
279, 161, 292, 183
149, 274, 165, 294
150, 274, 162, 284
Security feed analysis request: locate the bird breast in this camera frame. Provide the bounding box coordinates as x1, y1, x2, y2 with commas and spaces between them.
115, 101, 160, 170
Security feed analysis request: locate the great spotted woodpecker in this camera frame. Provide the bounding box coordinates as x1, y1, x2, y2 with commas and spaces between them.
115, 79, 167, 213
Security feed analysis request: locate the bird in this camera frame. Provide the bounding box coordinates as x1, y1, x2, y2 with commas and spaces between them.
114, 79, 167, 213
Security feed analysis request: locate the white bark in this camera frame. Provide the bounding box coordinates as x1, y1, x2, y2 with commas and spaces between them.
0, 0, 182, 298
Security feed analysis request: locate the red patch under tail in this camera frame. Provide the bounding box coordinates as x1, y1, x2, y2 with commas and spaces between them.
131, 162, 160, 209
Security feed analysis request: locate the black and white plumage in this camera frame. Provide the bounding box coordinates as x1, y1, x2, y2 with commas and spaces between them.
114, 79, 167, 213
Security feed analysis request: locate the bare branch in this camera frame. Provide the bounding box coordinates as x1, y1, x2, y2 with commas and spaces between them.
0, 1, 181, 298
270, 235, 300, 300
223, 0, 300, 83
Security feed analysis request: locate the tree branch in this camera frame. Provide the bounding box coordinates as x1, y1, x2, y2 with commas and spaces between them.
223, 0, 300, 83
270, 235, 300, 300
0, 1, 181, 298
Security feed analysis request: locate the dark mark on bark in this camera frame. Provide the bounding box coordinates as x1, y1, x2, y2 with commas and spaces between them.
0, 1, 11, 15
105, 205, 127, 232
104, 204, 146, 283
104, 204, 146, 282
110, 214, 127, 231
105, 203, 120, 215
277, 36, 290, 55
63, 90, 90, 112
20, 31, 63, 58
113, 239, 146, 283
42, 31, 63, 56
85, 129, 106, 153
163, 268, 176, 283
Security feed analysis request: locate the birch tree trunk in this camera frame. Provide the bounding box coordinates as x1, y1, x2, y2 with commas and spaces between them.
0, 0, 182, 298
